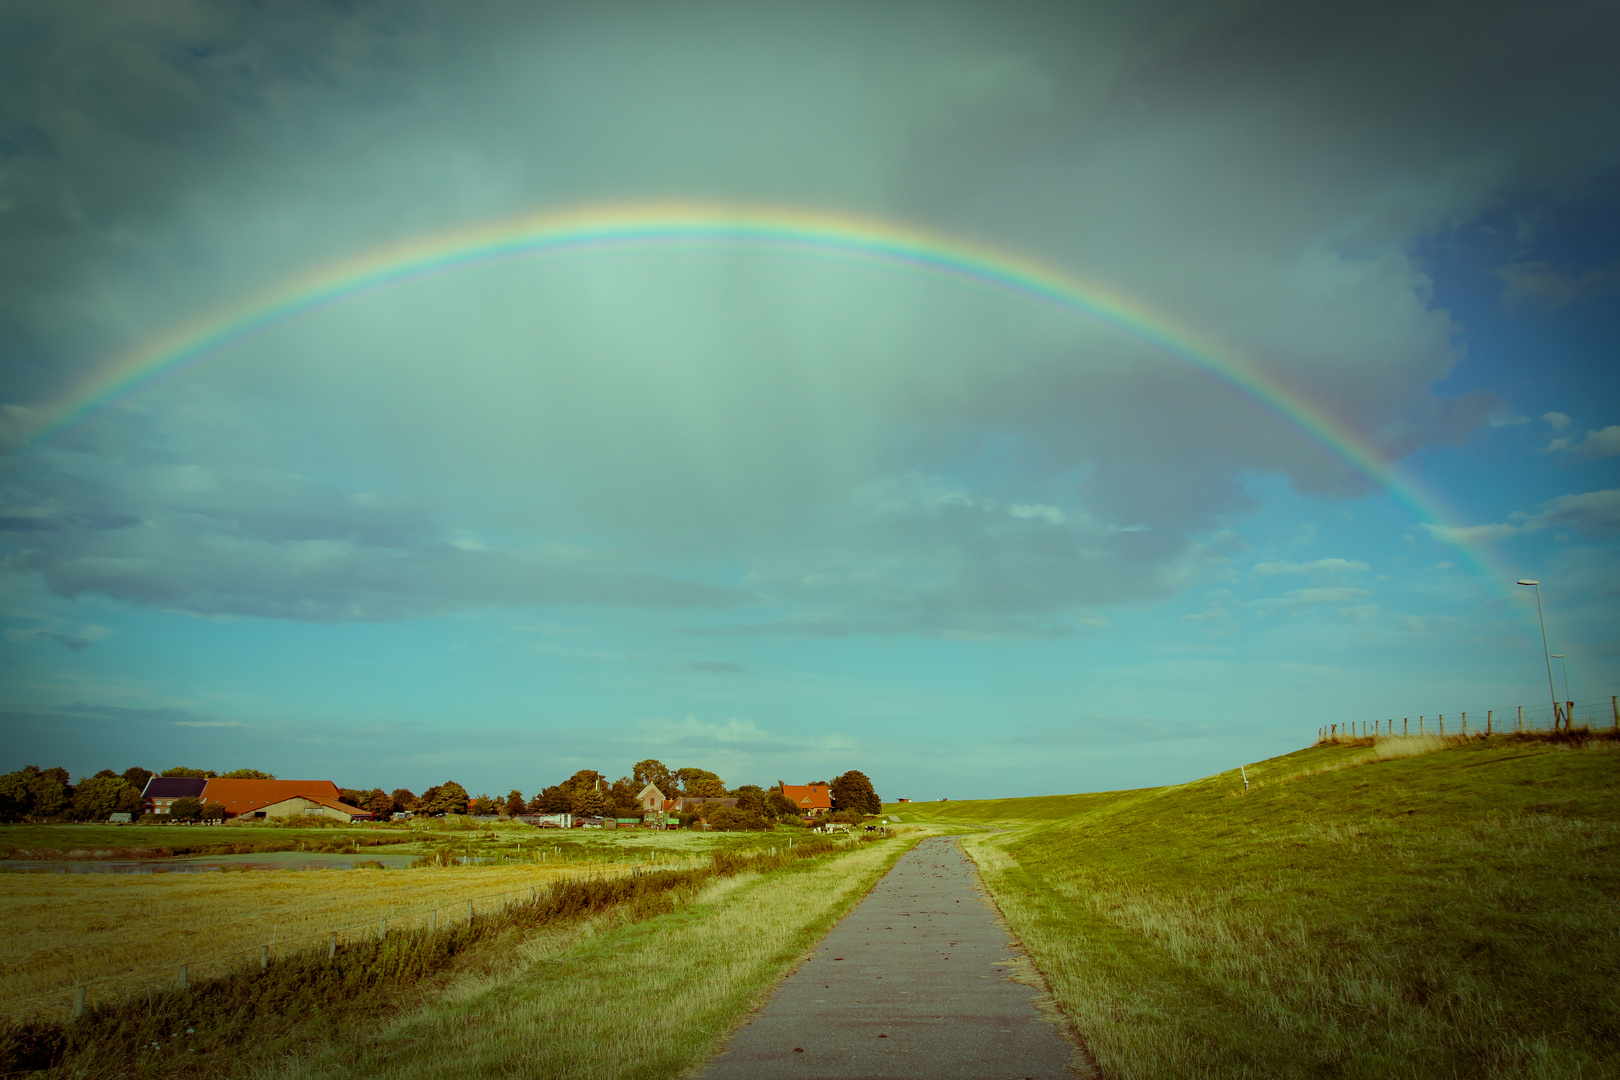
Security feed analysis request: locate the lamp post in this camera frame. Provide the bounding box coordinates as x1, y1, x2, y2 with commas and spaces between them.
1551, 654, 1571, 707
1517, 580, 1561, 729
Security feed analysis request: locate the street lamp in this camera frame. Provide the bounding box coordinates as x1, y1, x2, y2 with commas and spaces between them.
1517, 580, 1562, 729
1551, 654, 1572, 707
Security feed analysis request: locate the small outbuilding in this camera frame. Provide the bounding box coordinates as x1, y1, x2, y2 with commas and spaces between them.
258, 794, 375, 823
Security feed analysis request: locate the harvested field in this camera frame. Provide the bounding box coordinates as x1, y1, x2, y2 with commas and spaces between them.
0, 861, 655, 1020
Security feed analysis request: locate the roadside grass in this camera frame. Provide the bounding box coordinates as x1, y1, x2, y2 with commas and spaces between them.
264, 833, 916, 1080
907, 732, 1620, 1079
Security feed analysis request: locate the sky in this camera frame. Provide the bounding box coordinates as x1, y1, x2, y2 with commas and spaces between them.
1, 0, 1617, 802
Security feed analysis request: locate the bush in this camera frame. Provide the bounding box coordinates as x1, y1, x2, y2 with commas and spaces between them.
705, 805, 769, 831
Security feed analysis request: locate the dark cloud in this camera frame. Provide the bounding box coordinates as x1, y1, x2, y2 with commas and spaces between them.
2, 0, 1617, 635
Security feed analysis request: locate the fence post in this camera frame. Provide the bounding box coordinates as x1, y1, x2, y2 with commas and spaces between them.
429, 910, 436, 933
72, 985, 84, 1020
1462, 712, 1467, 735
1439, 714, 1444, 735
1487, 710, 1492, 735
1518, 705, 1523, 733
328, 932, 337, 959
1420, 716, 1424, 734
1613, 696, 1618, 731
468, 899, 474, 921
179, 964, 187, 989
260, 945, 269, 970
380, 919, 387, 940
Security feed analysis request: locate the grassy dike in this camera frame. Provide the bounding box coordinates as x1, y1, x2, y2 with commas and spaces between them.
4, 830, 921, 1079
900, 732, 1620, 1079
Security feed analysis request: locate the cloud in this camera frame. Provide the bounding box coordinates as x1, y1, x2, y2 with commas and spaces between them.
37, 631, 91, 651
1252, 558, 1369, 575
1252, 587, 1371, 615
637, 715, 772, 746
1572, 426, 1620, 460
2, 1, 1618, 638
173, 720, 244, 728
1542, 412, 1573, 432
1423, 487, 1620, 544
1496, 260, 1620, 310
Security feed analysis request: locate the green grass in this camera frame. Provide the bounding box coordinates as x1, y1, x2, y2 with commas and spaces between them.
903, 732, 1620, 1079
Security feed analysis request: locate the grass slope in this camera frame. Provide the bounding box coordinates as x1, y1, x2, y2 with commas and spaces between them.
903, 733, 1620, 1079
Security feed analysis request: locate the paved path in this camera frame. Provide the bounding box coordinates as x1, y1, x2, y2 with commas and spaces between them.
699, 835, 1081, 1079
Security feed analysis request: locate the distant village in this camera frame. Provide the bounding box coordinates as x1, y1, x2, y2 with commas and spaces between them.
0, 760, 885, 830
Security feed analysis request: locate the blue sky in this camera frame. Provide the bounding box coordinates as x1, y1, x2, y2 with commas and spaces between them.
2, 1, 1616, 801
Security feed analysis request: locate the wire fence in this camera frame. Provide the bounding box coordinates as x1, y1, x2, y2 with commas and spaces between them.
1318, 692, 1620, 742
2, 852, 711, 1025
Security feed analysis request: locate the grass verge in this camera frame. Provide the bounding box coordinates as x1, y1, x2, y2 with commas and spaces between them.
910, 731, 1620, 1079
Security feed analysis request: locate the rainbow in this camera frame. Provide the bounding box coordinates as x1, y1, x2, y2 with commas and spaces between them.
20, 200, 1516, 600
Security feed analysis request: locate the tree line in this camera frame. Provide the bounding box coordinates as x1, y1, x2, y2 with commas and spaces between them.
0, 759, 883, 827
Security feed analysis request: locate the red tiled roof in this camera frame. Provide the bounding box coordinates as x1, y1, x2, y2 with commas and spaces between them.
780, 783, 831, 811
199, 779, 341, 815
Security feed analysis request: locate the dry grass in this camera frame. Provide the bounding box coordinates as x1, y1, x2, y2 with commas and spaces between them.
0, 862, 653, 1019
251, 835, 918, 1080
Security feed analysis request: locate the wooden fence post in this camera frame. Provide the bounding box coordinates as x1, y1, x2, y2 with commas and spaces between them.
1439, 714, 1444, 735
260, 945, 269, 970
1613, 696, 1618, 731
429, 910, 436, 932
328, 932, 337, 959
179, 964, 187, 989
379, 919, 387, 939
1518, 705, 1523, 733
468, 899, 474, 921
1419, 716, 1424, 734
72, 985, 84, 1020
1487, 710, 1492, 735
1462, 712, 1467, 735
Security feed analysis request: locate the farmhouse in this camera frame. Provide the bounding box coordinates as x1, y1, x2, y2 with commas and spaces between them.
778, 782, 832, 817
258, 794, 374, 822
140, 776, 208, 817
199, 779, 344, 819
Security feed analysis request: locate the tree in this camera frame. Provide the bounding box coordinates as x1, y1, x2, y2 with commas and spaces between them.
220, 768, 276, 779
201, 801, 228, 821
14, 767, 70, 820
115, 785, 144, 818
469, 794, 501, 816
169, 796, 203, 821
162, 766, 214, 778
766, 787, 800, 819
121, 766, 154, 792
632, 759, 675, 796
505, 790, 525, 817
72, 775, 132, 821
366, 791, 396, 818
425, 781, 469, 815
526, 791, 550, 813
730, 784, 767, 816
830, 771, 881, 816
676, 767, 726, 797
606, 776, 640, 817
391, 788, 419, 812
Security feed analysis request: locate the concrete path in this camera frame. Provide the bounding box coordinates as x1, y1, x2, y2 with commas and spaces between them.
698, 835, 1082, 1080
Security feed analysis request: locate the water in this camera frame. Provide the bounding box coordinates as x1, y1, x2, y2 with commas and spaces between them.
0, 850, 422, 873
